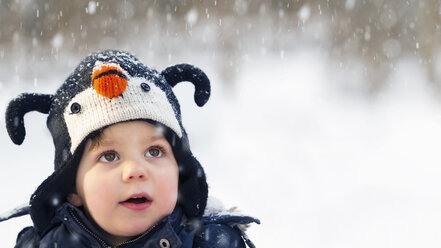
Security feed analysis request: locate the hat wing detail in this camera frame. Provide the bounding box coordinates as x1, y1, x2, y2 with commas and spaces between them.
5, 93, 53, 145
161, 64, 210, 107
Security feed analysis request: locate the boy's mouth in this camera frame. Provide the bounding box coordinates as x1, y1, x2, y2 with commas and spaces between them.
120, 193, 152, 211
122, 196, 149, 204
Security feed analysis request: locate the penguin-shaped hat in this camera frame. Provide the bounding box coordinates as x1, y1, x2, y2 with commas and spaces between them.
5, 50, 210, 234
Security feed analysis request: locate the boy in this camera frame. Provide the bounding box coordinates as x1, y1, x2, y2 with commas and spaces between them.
1, 50, 259, 247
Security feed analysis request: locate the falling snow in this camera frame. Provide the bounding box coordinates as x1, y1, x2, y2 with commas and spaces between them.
51, 33, 64, 51
298, 5, 311, 22
86, 1, 97, 15
1, 1, 441, 248
186, 8, 198, 27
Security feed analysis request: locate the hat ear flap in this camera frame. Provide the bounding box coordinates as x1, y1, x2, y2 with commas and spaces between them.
161, 64, 210, 217
178, 154, 208, 218
6, 93, 53, 145
161, 64, 210, 107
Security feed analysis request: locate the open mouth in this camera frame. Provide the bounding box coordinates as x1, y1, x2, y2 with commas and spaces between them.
120, 193, 152, 210
122, 196, 150, 204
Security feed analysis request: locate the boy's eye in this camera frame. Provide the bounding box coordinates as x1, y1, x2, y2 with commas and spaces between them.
99, 152, 119, 162
146, 147, 163, 158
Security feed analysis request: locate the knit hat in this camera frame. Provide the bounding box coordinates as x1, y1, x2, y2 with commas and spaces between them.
5, 50, 210, 234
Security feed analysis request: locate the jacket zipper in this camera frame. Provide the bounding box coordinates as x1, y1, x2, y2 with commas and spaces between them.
114, 223, 157, 247
68, 208, 111, 248
68, 208, 158, 248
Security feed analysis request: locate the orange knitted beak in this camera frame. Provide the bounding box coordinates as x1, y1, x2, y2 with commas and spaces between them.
92, 64, 128, 98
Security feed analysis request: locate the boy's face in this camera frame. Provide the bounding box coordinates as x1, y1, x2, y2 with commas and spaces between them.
68, 121, 179, 244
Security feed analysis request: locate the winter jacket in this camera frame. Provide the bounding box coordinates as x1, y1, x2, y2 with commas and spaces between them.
13, 203, 259, 248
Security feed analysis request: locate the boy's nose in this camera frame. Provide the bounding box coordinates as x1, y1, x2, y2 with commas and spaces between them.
92, 63, 128, 98
122, 161, 148, 182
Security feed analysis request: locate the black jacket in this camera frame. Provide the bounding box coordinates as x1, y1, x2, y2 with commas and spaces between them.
13, 203, 259, 248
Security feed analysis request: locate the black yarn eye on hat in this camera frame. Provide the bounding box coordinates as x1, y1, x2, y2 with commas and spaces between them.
5, 50, 210, 234
141, 82, 151, 92
70, 103, 81, 114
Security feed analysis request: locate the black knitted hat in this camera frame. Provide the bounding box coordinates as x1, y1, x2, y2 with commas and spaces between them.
5, 50, 210, 234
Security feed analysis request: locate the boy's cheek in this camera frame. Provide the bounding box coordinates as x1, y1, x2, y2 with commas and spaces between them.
84, 178, 111, 198
79, 173, 111, 203
159, 184, 179, 208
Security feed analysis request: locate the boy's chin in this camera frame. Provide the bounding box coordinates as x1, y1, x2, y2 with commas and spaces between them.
103, 225, 152, 245
88, 215, 154, 244
114, 222, 156, 237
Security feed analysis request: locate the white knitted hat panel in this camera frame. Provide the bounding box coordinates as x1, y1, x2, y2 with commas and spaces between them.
63, 76, 182, 153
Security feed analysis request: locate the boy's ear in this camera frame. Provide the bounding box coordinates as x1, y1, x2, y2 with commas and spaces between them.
67, 193, 83, 207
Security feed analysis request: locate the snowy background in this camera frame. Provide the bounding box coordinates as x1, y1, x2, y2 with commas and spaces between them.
2, 0, 441, 247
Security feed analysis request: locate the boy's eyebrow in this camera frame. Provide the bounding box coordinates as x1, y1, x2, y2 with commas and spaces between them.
96, 134, 167, 147
150, 132, 167, 140
96, 139, 115, 147
143, 135, 170, 146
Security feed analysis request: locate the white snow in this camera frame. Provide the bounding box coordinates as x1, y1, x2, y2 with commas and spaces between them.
345, 0, 356, 10
86, 1, 97, 15
51, 33, 64, 51
1, 47, 441, 248
0, 203, 28, 221
186, 8, 198, 27
298, 5, 311, 22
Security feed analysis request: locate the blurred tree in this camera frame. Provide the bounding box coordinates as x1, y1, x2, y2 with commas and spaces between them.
0, 0, 439, 94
